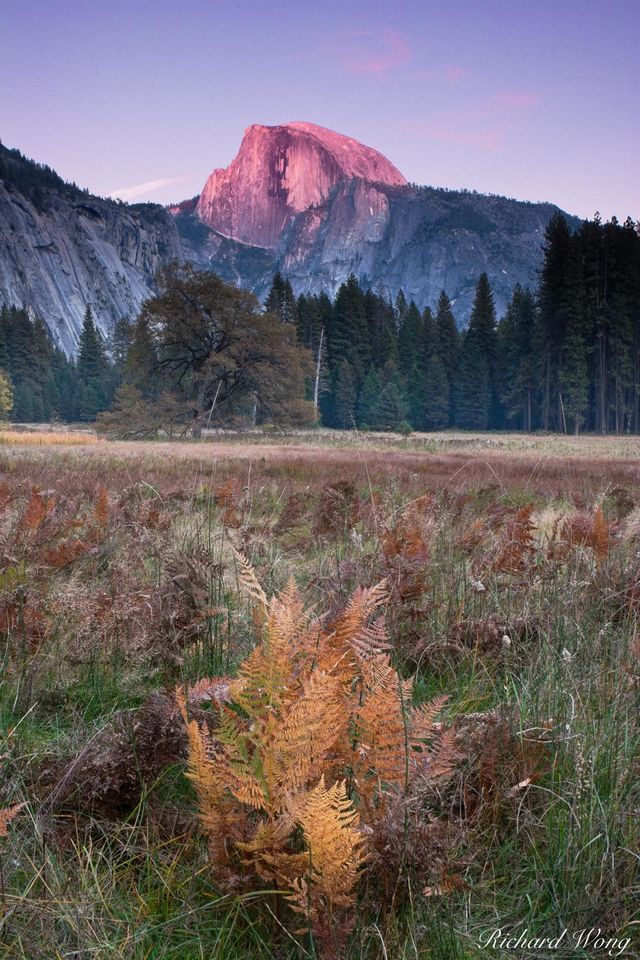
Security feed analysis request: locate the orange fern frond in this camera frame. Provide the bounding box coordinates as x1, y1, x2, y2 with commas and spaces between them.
287, 776, 367, 912
422, 727, 459, 781
271, 670, 345, 798
352, 655, 409, 789
410, 695, 449, 747
94, 488, 109, 528
592, 507, 610, 563
22, 490, 54, 531
0, 802, 25, 837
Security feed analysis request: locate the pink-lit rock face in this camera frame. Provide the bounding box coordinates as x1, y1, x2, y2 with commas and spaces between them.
195, 122, 407, 249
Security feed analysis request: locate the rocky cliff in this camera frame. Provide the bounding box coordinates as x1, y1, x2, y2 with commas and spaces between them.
0, 143, 180, 353
195, 121, 407, 249
184, 122, 576, 322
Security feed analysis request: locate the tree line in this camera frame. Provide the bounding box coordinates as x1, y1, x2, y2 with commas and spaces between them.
270, 211, 640, 434
0, 304, 114, 422
0, 210, 638, 434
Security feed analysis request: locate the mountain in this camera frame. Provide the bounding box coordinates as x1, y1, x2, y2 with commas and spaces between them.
0, 142, 180, 353
0, 124, 579, 354
179, 121, 576, 322
195, 121, 407, 248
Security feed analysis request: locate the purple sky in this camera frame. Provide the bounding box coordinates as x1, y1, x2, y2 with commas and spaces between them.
1, 0, 637, 219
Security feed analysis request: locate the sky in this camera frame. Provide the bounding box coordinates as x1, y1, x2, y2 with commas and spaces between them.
0, 0, 638, 219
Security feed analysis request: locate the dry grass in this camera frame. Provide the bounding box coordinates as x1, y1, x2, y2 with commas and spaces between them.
0, 428, 102, 446
0, 432, 637, 958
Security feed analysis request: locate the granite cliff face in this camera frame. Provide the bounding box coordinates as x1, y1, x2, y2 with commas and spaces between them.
0, 143, 180, 353
195, 122, 407, 249
185, 122, 574, 322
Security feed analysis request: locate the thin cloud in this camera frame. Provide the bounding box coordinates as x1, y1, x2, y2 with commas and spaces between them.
498, 91, 539, 109
338, 28, 413, 75
405, 118, 503, 153
109, 176, 183, 202
428, 126, 503, 152
445, 66, 468, 83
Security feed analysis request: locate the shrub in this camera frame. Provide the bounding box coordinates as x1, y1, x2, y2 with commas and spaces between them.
395, 420, 413, 436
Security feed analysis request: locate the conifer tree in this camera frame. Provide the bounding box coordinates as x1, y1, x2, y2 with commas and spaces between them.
456, 336, 490, 429
333, 360, 357, 428
265, 272, 298, 325
498, 286, 538, 431
434, 292, 460, 422
558, 239, 588, 434
397, 302, 424, 378
465, 274, 500, 427
357, 367, 382, 427
77, 306, 109, 383
371, 381, 408, 431
423, 355, 450, 430
329, 275, 371, 386
365, 291, 398, 368
0, 323, 9, 372
539, 214, 573, 430
76, 306, 112, 420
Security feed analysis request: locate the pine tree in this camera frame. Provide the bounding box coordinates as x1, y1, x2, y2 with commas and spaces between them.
539, 214, 573, 431
498, 286, 538, 431
558, 239, 588, 434
397, 302, 424, 378
76, 306, 112, 420
466, 274, 500, 427
333, 360, 357, 429
371, 381, 408, 431
434, 292, 460, 422
456, 336, 490, 429
423, 355, 449, 430
12, 381, 34, 422
265, 272, 298, 325
0, 323, 9, 372
365, 291, 398, 369
329, 276, 371, 386
357, 367, 382, 427
77, 306, 109, 383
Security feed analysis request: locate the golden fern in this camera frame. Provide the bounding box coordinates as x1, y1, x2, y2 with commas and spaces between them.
271, 670, 345, 799
352, 655, 409, 793
287, 776, 366, 912
0, 802, 25, 837
232, 548, 268, 613
179, 563, 458, 954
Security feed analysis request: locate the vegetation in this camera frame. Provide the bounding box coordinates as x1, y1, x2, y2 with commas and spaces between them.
0, 434, 637, 957
0, 303, 112, 422
292, 213, 640, 435
1, 213, 638, 437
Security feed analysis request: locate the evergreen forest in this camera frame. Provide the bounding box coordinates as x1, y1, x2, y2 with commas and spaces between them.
1, 211, 639, 435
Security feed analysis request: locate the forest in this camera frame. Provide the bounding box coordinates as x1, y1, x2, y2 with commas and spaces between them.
1, 211, 639, 435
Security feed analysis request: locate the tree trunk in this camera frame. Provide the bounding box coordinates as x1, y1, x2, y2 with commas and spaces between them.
313, 327, 325, 415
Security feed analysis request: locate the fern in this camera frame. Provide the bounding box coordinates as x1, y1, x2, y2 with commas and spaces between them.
0, 801, 25, 837
287, 776, 366, 910
178, 566, 457, 955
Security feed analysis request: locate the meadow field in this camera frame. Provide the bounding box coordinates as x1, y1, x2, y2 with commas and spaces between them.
0, 430, 638, 959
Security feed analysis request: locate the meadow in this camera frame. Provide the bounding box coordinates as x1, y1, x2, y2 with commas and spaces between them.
0, 430, 638, 959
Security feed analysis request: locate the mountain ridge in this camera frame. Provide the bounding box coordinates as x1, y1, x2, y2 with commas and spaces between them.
0, 127, 581, 352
